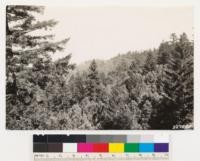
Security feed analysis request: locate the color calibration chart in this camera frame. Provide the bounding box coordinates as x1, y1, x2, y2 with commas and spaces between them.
33, 134, 170, 161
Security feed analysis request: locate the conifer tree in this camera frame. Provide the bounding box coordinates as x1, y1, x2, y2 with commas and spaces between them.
6, 6, 68, 77
163, 33, 193, 126
125, 59, 144, 102
143, 52, 156, 74
6, 5, 70, 95
157, 42, 171, 65
86, 60, 101, 101
6, 5, 73, 129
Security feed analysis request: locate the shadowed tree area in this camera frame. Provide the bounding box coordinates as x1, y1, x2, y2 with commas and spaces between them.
6, 6, 193, 130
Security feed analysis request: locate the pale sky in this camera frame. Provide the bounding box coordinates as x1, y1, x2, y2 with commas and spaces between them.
38, 6, 193, 64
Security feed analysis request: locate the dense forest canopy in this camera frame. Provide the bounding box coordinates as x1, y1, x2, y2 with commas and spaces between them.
6, 6, 193, 130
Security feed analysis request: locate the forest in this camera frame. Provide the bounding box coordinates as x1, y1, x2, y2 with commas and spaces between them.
6, 6, 193, 130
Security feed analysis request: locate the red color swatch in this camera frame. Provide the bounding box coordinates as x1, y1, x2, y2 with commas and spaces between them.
93, 143, 109, 152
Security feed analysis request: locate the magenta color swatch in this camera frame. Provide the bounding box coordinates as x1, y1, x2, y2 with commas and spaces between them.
77, 143, 93, 152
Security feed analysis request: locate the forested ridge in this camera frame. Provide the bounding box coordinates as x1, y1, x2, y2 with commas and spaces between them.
6, 6, 193, 130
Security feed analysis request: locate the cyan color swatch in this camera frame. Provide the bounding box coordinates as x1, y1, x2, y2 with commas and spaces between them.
139, 143, 154, 152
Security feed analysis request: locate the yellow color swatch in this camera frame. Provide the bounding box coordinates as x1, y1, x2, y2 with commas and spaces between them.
109, 143, 124, 153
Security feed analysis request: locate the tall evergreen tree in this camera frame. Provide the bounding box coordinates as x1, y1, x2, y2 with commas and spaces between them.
157, 42, 171, 65
6, 5, 69, 95
69, 72, 86, 104
86, 60, 101, 101
162, 33, 193, 127
6, 5, 73, 129
124, 59, 144, 102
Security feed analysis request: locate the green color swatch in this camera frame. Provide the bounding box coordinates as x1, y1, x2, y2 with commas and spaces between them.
125, 143, 139, 152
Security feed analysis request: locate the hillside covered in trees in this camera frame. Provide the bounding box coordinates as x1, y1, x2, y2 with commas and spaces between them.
6, 6, 193, 130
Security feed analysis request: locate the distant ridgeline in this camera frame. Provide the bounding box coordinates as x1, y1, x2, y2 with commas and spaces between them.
76, 49, 156, 74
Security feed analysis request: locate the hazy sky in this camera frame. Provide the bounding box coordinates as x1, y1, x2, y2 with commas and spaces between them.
38, 6, 193, 64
